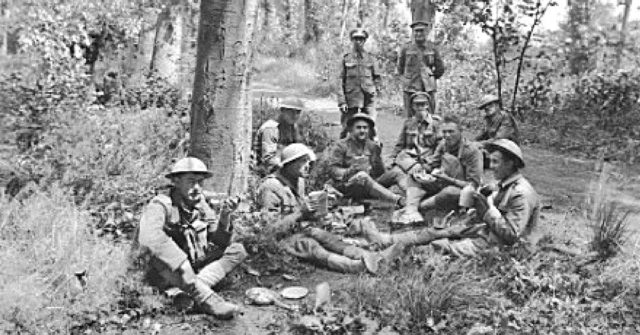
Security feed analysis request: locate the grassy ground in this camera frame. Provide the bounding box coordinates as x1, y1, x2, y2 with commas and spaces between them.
2, 55, 640, 334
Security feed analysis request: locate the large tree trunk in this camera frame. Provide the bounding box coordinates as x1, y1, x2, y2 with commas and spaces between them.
303, 0, 321, 44
410, 0, 435, 23
190, 0, 258, 195
150, 0, 184, 85
339, 0, 349, 42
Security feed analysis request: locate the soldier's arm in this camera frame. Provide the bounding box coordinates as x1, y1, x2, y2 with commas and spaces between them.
261, 126, 280, 171
483, 190, 532, 245
397, 47, 406, 76
370, 144, 386, 178
208, 208, 232, 248
495, 114, 519, 143
433, 48, 445, 79
372, 57, 383, 93
138, 201, 188, 271
462, 146, 484, 188
390, 124, 408, 161
337, 57, 347, 106
258, 187, 303, 238
424, 140, 445, 172
329, 142, 350, 182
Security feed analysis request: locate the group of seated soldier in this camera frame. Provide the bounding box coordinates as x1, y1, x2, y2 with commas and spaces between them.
136, 92, 537, 319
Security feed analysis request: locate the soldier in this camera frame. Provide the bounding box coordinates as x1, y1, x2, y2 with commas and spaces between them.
398, 21, 445, 117
138, 157, 247, 319
475, 94, 520, 145
377, 92, 440, 192
253, 98, 305, 175
364, 139, 540, 257
257, 143, 402, 274
337, 28, 382, 139
328, 113, 404, 206
397, 115, 483, 223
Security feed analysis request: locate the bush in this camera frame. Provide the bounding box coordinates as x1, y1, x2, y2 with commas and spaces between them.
0, 187, 131, 333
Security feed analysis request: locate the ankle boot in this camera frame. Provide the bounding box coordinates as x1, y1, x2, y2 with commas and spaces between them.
199, 291, 240, 320
360, 242, 405, 274
390, 228, 445, 247
360, 219, 392, 248
396, 184, 427, 224
325, 254, 367, 273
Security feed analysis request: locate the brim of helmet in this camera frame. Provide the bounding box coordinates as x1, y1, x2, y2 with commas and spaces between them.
165, 171, 214, 179
484, 143, 525, 168
478, 100, 500, 109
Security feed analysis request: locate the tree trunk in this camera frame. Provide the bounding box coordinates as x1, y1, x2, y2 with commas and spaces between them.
615, 0, 632, 69
190, 0, 258, 195
339, 0, 349, 42
1, 1, 9, 56
303, 0, 320, 44
150, 0, 184, 85
410, 0, 435, 23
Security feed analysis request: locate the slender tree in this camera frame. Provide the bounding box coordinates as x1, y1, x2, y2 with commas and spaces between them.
150, 0, 184, 85
189, 0, 259, 195
615, 0, 633, 69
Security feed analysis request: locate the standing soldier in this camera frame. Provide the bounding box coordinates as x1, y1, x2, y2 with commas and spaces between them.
337, 28, 382, 139
398, 21, 445, 117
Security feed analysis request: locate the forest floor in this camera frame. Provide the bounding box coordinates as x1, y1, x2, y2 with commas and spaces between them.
124, 82, 640, 335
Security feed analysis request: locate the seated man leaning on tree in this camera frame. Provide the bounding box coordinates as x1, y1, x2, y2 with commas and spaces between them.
377, 92, 441, 193
363, 139, 540, 257
328, 113, 405, 206
398, 114, 484, 224
256, 143, 402, 274
138, 157, 247, 320
253, 98, 305, 176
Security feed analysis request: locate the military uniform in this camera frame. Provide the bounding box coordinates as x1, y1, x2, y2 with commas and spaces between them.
377, 115, 441, 192
253, 115, 302, 174
432, 173, 540, 256
138, 189, 247, 304
328, 137, 400, 202
256, 169, 389, 274
476, 111, 520, 145
398, 42, 445, 116
337, 51, 382, 138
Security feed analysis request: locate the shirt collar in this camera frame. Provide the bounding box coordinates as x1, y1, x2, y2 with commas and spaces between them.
498, 172, 522, 189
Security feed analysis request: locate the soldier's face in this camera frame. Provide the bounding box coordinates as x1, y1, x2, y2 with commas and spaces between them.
412, 100, 430, 120
173, 173, 206, 205
351, 120, 370, 141
441, 122, 461, 147
483, 103, 499, 117
283, 155, 311, 179
490, 151, 515, 181
352, 37, 366, 50
413, 26, 430, 44
281, 108, 302, 125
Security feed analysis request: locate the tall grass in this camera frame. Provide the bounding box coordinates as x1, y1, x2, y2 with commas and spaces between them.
0, 187, 131, 333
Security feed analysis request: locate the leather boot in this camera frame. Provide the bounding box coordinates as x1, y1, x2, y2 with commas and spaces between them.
325, 254, 367, 273
305, 227, 349, 254
199, 291, 240, 320
395, 182, 427, 224
360, 242, 405, 274
360, 219, 392, 248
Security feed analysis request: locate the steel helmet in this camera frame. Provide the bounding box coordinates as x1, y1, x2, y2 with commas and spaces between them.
478, 94, 500, 109
165, 157, 213, 178
279, 143, 314, 167
350, 28, 369, 40
410, 20, 432, 29
280, 98, 305, 111
485, 139, 525, 168
346, 112, 375, 129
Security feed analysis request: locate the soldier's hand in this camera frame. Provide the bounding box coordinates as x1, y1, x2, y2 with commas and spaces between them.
221, 196, 242, 215
472, 192, 495, 218
339, 103, 347, 114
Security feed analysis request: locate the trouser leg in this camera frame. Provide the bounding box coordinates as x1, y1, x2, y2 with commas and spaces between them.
340, 107, 358, 139
403, 91, 413, 117
346, 172, 400, 203
376, 166, 408, 192
285, 236, 367, 273
197, 243, 248, 288
421, 185, 462, 212
431, 238, 489, 257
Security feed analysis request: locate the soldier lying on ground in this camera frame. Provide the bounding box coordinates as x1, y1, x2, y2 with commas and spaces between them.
256, 143, 403, 274
328, 113, 405, 206
377, 92, 441, 193
138, 157, 247, 319
396, 115, 484, 224
253, 98, 305, 176
361, 139, 540, 257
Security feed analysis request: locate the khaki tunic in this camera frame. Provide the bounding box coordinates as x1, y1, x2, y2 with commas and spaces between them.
328, 137, 385, 186
337, 51, 381, 108
476, 111, 520, 144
